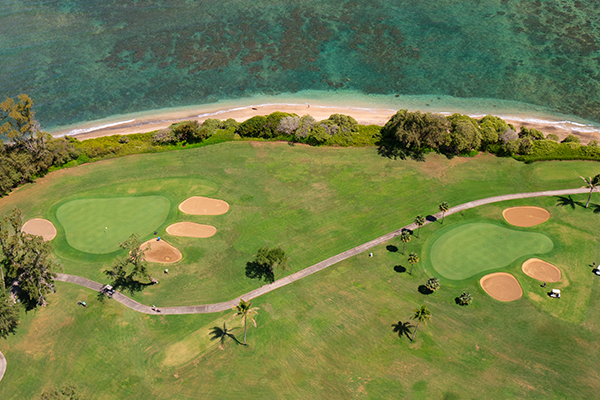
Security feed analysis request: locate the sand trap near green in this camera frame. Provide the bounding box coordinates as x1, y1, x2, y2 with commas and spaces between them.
430, 223, 554, 280
56, 196, 170, 254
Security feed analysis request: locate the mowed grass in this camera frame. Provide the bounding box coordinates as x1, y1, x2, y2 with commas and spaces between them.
430, 223, 554, 280
56, 196, 171, 253
0, 143, 600, 398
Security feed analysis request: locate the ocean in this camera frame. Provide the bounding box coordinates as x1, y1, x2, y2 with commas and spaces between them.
1, 0, 600, 131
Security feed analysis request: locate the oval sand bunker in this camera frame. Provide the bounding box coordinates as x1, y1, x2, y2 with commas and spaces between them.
480, 272, 523, 302
22, 219, 57, 241
179, 196, 229, 215
503, 206, 550, 227
522, 258, 561, 282
142, 239, 182, 263
166, 222, 217, 238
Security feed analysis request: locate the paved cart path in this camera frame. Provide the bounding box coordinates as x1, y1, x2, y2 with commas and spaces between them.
0, 187, 592, 384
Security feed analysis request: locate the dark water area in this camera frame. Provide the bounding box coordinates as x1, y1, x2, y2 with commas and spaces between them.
1, 0, 600, 129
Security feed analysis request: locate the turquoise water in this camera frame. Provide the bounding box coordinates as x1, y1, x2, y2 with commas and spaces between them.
2, 0, 600, 130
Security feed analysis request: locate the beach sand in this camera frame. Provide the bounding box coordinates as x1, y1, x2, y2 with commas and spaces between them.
58, 103, 600, 144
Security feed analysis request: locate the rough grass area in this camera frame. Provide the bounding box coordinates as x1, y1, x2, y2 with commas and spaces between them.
1, 143, 600, 398
56, 196, 171, 253
430, 223, 554, 280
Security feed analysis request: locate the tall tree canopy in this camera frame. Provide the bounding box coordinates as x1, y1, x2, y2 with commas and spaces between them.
0, 207, 58, 307
104, 234, 149, 287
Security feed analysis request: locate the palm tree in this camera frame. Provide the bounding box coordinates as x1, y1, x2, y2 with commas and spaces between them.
230, 299, 259, 346
438, 202, 450, 224
391, 321, 413, 339
580, 174, 600, 208
209, 322, 242, 350
414, 215, 425, 238
458, 292, 473, 306
407, 252, 419, 275
410, 304, 431, 342
400, 231, 412, 255
426, 277, 440, 292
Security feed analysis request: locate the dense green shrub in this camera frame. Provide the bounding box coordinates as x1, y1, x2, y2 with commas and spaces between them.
562, 134, 580, 144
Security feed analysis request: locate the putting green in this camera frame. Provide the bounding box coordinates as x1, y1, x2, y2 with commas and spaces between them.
56, 196, 170, 254
430, 223, 554, 280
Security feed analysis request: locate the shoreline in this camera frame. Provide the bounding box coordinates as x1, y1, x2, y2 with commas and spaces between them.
51, 101, 600, 144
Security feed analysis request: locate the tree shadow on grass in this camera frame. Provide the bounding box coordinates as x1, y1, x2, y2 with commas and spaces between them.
418, 285, 433, 295
426, 215, 437, 223
394, 265, 406, 273
209, 323, 244, 349
112, 276, 154, 296
391, 321, 413, 339
555, 195, 583, 210
387, 245, 398, 253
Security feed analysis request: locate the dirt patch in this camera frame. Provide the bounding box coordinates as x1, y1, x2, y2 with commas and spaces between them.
21, 218, 57, 241
480, 272, 523, 302
142, 238, 182, 263
503, 206, 550, 227
522, 258, 561, 282
178, 196, 229, 215
166, 222, 217, 238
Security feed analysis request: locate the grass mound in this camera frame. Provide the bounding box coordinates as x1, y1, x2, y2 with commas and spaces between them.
430, 223, 554, 280
56, 196, 170, 254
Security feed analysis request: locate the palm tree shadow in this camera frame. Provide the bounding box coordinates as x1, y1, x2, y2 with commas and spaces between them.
555, 195, 583, 210
209, 323, 243, 349
394, 265, 406, 273
418, 285, 433, 295
386, 245, 398, 253
590, 203, 600, 214
392, 321, 414, 339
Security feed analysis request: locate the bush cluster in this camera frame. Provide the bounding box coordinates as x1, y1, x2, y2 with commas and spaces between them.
376, 110, 549, 160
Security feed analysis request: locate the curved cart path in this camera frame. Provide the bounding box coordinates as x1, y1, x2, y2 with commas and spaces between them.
53, 187, 589, 316
0, 350, 6, 383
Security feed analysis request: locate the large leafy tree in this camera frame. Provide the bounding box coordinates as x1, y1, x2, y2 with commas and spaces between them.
580, 174, 600, 208
104, 234, 149, 286
245, 246, 288, 284
410, 304, 431, 342
438, 202, 450, 224
0, 288, 19, 338
0, 94, 47, 156
230, 298, 260, 345
414, 215, 425, 238
407, 252, 419, 275
0, 207, 57, 307
400, 231, 412, 255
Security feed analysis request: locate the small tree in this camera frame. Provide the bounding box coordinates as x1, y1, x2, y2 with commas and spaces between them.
458, 292, 473, 306
230, 299, 259, 346
580, 174, 600, 208
407, 252, 419, 275
245, 246, 288, 284
400, 231, 412, 255
425, 277, 440, 292
410, 304, 431, 342
438, 202, 449, 224
414, 215, 425, 238
104, 234, 150, 286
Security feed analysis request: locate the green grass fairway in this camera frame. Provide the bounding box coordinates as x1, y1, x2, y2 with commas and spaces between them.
430, 223, 554, 280
56, 196, 170, 254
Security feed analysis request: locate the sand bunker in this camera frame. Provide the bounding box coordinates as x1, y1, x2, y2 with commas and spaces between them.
480, 272, 523, 302
142, 238, 182, 263
21, 219, 57, 241
522, 258, 561, 282
166, 222, 217, 238
503, 206, 550, 227
179, 196, 229, 215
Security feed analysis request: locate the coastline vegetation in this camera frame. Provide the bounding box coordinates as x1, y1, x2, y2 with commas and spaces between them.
3, 94, 600, 199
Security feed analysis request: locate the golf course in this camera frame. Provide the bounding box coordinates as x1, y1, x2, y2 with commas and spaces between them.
1, 142, 600, 399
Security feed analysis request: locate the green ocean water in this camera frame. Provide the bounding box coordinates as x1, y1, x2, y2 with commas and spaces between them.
1, 0, 600, 130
